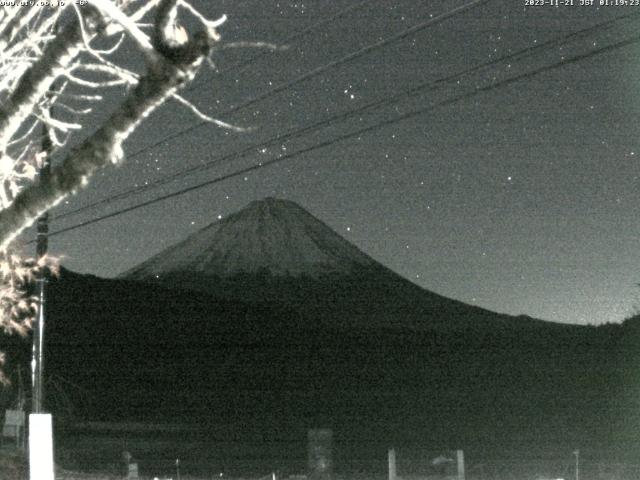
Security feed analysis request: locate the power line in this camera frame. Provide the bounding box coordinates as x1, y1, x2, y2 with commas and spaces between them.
120, 0, 492, 161
52, 0, 491, 220
39, 30, 640, 242
54, 11, 639, 222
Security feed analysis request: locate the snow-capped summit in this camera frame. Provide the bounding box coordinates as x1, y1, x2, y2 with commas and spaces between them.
123, 197, 376, 281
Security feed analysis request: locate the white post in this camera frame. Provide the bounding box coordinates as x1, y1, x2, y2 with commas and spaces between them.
574, 449, 579, 480
388, 448, 396, 480
28, 413, 54, 480
456, 450, 465, 480
127, 463, 139, 479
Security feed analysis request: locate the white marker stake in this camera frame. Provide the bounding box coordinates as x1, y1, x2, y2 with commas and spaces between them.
29, 414, 54, 480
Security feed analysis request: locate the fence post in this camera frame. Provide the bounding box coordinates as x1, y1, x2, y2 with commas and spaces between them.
308, 429, 333, 480
456, 450, 465, 480
127, 463, 139, 479
388, 448, 396, 480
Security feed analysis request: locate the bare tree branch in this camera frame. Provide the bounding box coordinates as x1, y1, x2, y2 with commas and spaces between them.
0, 0, 222, 250
0, 14, 95, 154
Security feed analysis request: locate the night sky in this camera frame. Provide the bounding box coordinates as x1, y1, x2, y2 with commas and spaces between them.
23, 0, 640, 325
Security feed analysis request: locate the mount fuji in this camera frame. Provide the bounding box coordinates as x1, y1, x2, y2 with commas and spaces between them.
124, 197, 376, 279
121, 197, 555, 331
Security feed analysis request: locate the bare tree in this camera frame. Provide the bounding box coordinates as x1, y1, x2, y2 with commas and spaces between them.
0, 0, 232, 363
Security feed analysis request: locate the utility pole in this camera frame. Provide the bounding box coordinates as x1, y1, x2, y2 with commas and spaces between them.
574, 449, 580, 480
28, 101, 55, 480
31, 117, 52, 414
